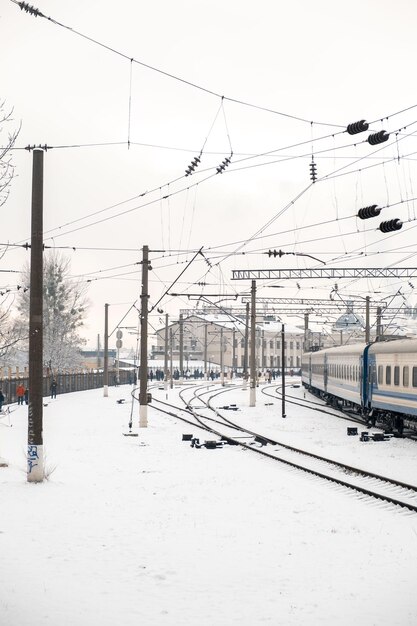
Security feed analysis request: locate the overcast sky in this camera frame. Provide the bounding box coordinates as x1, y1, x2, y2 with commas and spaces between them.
2, 0, 417, 350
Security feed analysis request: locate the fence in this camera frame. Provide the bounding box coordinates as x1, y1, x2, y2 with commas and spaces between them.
0, 368, 134, 406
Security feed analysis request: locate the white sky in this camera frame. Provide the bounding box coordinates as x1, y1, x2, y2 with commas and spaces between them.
2, 0, 417, 349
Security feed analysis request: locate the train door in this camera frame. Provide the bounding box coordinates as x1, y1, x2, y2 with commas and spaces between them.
361, 344, 373, 408
367, 354, 377, 407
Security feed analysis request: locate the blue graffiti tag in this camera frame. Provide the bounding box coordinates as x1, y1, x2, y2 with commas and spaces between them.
27, 445, 39, 473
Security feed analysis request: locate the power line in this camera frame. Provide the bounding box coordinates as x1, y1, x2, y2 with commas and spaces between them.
10, 0, 344, 129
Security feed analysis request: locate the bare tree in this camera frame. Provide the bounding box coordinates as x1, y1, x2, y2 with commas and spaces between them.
0, 101, 20, 210
16, 252, 89, 372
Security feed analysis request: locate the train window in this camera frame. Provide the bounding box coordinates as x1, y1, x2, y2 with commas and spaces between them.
413, 367, 417, 388
378, 366, 383, 384
403, 366, 409, 387
386, 366, 391, 385
394, 366, 400, 386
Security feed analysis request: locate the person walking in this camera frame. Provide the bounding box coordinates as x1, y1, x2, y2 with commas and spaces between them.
24, 388, 29, 405
16, 383, 25, 405
50, 379, 57, 399
0, 389, 5, 412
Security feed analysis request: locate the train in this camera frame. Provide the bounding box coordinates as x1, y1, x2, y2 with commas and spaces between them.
301, 338, 417, 434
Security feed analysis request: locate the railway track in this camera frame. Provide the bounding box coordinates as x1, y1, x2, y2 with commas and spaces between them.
146, 383, 417, 515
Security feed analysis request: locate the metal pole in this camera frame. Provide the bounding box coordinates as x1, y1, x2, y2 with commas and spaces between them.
250, 280, 256, 407
365, 296, 370, 344
164, 313, 169, 391
103, 304, 109, 397
28, 148, 44, 483
281, 323, 286, 418
139, 245, 149, 427
179, 313, 184, 384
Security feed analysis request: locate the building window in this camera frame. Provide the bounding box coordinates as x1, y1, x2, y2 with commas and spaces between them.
394, 366, 400, 386
386, 366, 391, 385
296, 342, 300, 350
276, 340, 280, 349
378, 365, 383, 384
413, 367, 417, 388
290, 341, 293, 350
403, 366, 409, 387
270, 340, 273, 349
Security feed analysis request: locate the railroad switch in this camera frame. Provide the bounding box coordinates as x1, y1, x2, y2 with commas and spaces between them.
254, 435, 270, 447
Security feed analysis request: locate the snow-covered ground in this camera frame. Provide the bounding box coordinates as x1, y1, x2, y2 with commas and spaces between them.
1, 380, 417, 626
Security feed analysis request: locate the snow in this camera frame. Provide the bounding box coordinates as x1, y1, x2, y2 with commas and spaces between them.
1, 380, 417, 626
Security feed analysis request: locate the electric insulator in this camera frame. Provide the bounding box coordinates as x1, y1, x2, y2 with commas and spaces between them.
267, 249, 284, 257
216, 155, 232, 174
379, 218, 403, 233
357, 204, 381, 220
309, 161, 317, 182
347, 120, 369, 135
368, 131, 389, 146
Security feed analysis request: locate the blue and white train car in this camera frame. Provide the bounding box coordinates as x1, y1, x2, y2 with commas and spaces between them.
302, 338, 417, 433
366, 339, 417, 430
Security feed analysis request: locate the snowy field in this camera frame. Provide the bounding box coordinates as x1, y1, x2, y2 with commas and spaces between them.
1, 380, 417, 626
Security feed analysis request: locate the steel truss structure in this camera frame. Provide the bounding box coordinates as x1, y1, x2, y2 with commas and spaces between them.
231, 268, 417, 280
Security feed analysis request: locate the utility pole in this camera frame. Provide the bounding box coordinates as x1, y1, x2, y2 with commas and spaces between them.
164, 314, 169, 391
243, 301, 249, 389
220, 326, 224, 386
204, 322, 208, 380
376, 306, 382, 339
28, 148, 44, 483
250, 280, 256, 407
179, 313, 184, 384
232, 327, 236, 377
169, 328, 174, 389
365, 296, 370, 344
304, 313, 309, 352
281, 323, 286, 418
103, 304, 109, 397
139, 245, 149, 427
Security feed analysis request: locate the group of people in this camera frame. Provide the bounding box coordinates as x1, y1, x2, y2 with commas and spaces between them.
0, 379, 58, 411
16, 383, 29, 405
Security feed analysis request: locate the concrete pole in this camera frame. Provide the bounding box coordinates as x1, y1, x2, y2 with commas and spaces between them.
376, 306, 382, 339
164, 314, 169, 391
304, 312, 309, 352
103, 304, 109, 397
139, 245, 149, 427
232, 328, 236, 377
250, 280, 256, 407
243, 302, 249, 389
365, 296, 370, 344
179, 313, 184, 385
169, 328, 174, 389
220, 327, 224, 386
204, 322, 208, 380
281, 323, 286, 418
27, 149, 44, 483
